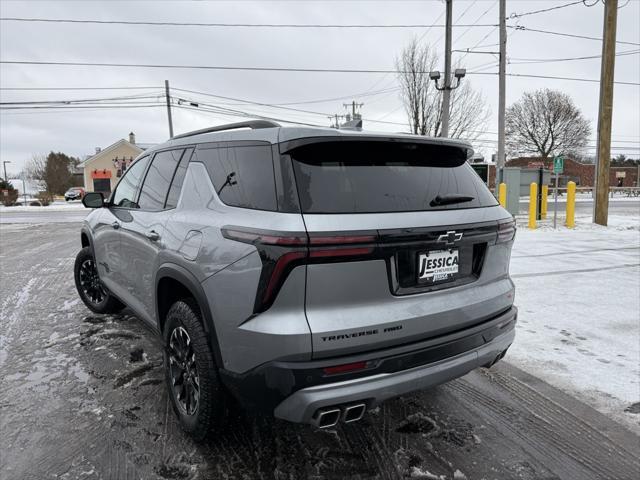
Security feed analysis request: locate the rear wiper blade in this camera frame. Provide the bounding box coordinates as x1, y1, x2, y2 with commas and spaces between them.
429, 194, 475, 207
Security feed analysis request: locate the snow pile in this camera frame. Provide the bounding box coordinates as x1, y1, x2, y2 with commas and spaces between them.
508, 212, 640, 431
0, 200, 86, 213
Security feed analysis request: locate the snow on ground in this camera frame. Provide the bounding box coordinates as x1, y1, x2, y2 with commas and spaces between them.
509, 209, 640, 432
0, 200, 85, 212
521, 192, 640, 203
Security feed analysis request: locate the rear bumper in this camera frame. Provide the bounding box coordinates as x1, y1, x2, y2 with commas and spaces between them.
220, 306, 516, 423
274, 323, 514, 424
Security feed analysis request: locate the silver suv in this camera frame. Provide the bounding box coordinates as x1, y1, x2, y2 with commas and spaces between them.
75, 121, 516, 439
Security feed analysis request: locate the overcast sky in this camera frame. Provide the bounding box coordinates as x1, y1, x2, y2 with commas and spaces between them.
1, 0, 639, 175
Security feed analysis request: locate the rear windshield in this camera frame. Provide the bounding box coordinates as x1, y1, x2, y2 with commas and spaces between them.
289, 140, 498, 213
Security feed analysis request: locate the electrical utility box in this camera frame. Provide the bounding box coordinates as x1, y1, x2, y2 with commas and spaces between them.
519, 168, 551, 193
502, 167, 521, 216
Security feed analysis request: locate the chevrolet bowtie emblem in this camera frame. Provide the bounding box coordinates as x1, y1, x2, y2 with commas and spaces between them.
437, 231, 463, 245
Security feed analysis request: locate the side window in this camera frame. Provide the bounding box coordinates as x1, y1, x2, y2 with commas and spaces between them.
111, 155, 150, 208
138, 149, 184, 211
197, 144, 277, 211
165, 148, 193, 209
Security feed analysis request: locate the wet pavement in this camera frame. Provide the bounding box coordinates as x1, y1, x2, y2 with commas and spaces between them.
1, 222, 639, 480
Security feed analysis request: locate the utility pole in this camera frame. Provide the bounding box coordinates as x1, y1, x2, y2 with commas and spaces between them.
165, 80, 174, 138
343, 101, 363, 120
341, 101, 364, 128
496, 0, 507, 182
328, 114, 342, 129
593, 0, 618, 226
441, 0, 453, 138
2, 160, 9, 182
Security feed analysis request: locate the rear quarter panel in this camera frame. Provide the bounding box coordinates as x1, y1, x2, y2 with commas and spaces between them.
163, 162, 311, 373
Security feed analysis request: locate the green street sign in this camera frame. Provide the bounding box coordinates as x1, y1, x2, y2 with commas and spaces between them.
553, 156, 564, 174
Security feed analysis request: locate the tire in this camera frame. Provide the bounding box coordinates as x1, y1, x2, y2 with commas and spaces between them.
163, 299, 227, 441
74, 246, 124, 314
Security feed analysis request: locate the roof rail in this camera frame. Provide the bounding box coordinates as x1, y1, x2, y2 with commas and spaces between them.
172, 120, 280, 140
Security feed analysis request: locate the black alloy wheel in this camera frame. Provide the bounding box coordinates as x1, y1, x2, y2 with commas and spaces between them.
78, 258, 106, 305
168, 326, 200, 416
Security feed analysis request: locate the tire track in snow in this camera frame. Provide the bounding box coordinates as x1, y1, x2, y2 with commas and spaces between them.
482, 368, 640, 471
448, 376, 639, 480
512, 245, 639, 258
511, 262, 639, 279
0, 277, 37, 366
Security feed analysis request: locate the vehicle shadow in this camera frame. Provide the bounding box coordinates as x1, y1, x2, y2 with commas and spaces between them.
70, 309, 499, 480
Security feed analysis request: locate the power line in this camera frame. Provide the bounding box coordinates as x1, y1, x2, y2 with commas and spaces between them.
457, 2, 504, 64
508, 49, 639, 64
508, 0, 584, 19
0, 105, 166, 115
174, 90, 394, 128
507, 24, 640, 46
454, 0, 497, 45
0, 86, 158, 91
0, 93, 162, 105
0, 17, 499, 28
173, 103, 323, 127
0, 59, 428, 74
0, 104, 164, 111
0, 84, 399, 106
4, 60, 637, 85
359, 5, 445, 98
172, 88, 332, 116
467, 71, 639, 86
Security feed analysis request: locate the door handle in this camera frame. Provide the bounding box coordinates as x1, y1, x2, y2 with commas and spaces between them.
111, 221, 120, 229
146, 230, 160, 241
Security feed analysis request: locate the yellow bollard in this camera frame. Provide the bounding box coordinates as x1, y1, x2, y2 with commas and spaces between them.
528, 183, 538, 229
566, 181, 576, 228
541, 185, 548, 219
498, 183, 507, 208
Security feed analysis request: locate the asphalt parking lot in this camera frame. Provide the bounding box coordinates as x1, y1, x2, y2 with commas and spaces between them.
1, 221, 639, 480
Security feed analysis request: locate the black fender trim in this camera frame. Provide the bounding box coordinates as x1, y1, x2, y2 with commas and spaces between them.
80, 226, 94, 254
155, 263, 224, 367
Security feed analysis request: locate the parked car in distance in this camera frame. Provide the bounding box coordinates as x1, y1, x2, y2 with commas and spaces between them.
64, 187, 85, 201
74, 120, 517, 440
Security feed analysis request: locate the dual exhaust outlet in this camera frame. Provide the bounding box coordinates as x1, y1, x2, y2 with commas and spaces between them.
311, 403, 366, 428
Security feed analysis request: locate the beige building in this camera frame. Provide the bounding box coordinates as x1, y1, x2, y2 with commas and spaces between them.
80, 132, 147, 194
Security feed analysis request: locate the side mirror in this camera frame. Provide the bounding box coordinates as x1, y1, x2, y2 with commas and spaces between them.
82, 192, 105, 208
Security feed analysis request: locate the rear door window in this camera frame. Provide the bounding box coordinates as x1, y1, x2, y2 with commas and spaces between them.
138, 149, 184, 211
165, 148, 193, 209
289, 141, 497, 213
196, 144, 277, 211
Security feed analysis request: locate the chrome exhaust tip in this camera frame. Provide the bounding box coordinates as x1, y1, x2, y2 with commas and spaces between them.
312, 408, 341, 428
342, 403, 366, 423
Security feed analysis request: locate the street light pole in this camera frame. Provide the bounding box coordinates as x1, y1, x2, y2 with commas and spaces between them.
3, 160, 10, 182
497, 0, 507, 181
441, 0, 453, 138
21, 176, 28, 205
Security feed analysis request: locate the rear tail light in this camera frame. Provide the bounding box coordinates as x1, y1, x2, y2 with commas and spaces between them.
496, 217, 516, 244
222, 227, 378, 313
323, 361, 370, 376
308, 233, 376, 259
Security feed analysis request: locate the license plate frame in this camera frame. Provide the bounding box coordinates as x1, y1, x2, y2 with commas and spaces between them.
417, 248, 459, 284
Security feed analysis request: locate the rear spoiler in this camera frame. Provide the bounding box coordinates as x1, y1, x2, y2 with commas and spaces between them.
279, 136, 474, 167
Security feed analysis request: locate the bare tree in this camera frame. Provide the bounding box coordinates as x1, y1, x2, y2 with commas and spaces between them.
505, 89, 591, 158
396, 38, 489, 140
25, 154, 46, 184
